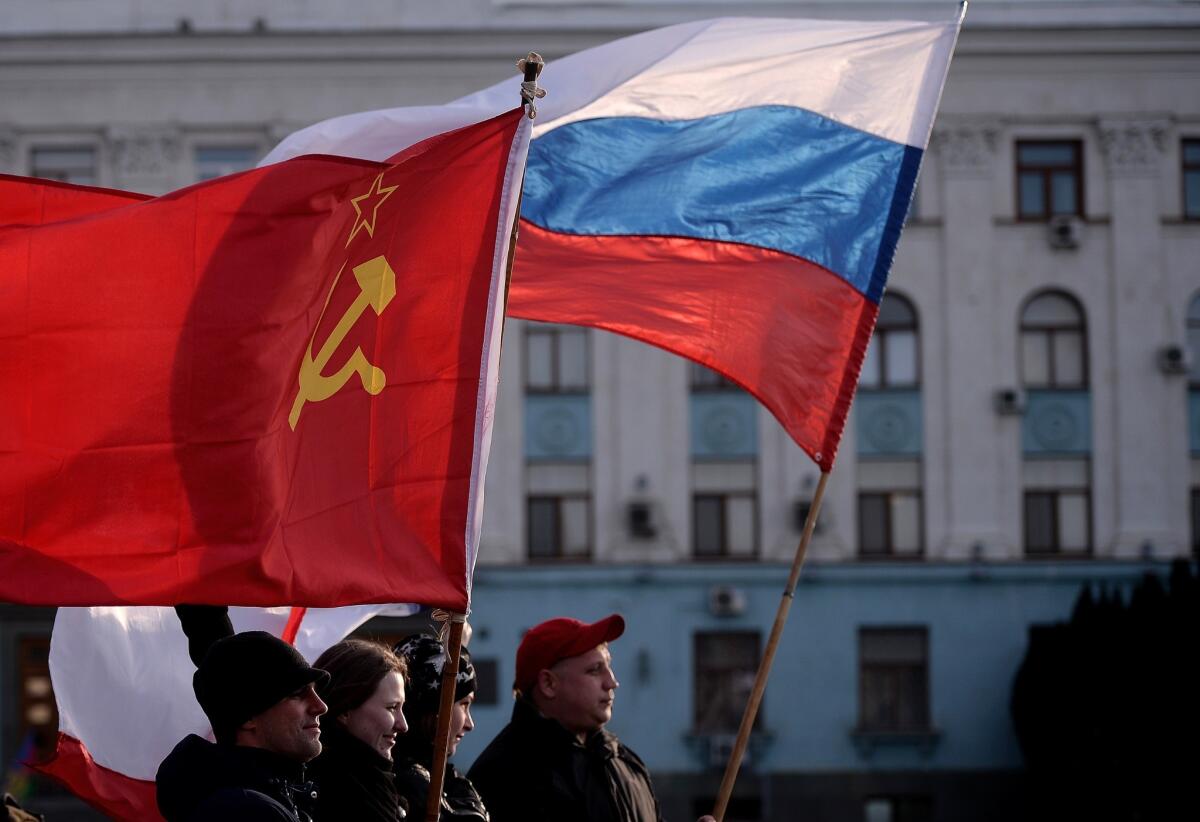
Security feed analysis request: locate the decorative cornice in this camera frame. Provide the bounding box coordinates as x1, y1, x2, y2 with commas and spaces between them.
1097, 118, 1169, 177
931, 119, 1002, 178
106, 126, 182, 178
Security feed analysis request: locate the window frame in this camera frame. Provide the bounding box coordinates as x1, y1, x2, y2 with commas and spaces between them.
523, 323, 590, 394
1015, 139, 1084, 221
1019, 290, 1089, 390
689, 361, 741, 392
29, 143, 98, 185
691, 491, 759, 559
857, 490, 924, 559
857, 626, 931, 734
526, 493, 592, 560
16, 635, 58, 763
1183, 138, 1200, 221
860, 293, 920, 391
1023, 489, 1093, 557
692, 630, 763, 734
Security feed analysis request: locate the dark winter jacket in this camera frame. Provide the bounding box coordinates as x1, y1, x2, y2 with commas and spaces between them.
307, 722, 405, 821
392, 722, 487, 821
156, 734, 318, 822
468, 698, 662, 822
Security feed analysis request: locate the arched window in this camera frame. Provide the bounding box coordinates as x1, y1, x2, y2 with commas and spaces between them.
1188, 294, 1200, 385
860, 293, 919, 389
1020, 291, 1087, 389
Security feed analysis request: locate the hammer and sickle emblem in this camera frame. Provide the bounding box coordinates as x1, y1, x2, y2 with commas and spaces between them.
288, 255, 397, 430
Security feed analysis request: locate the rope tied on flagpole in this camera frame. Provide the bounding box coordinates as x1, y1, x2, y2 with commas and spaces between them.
517, 52, 546, 118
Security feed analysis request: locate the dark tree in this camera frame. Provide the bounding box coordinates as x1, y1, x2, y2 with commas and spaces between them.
1011, 560, 1200, 821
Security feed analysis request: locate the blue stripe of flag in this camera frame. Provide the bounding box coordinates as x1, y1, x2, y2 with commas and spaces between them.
522, 105, 920, 303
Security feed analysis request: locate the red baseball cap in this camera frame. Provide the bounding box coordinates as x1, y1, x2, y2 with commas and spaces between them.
514, 614, 625, 694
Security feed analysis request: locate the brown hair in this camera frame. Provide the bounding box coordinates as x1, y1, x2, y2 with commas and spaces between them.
313, 638, 407, 718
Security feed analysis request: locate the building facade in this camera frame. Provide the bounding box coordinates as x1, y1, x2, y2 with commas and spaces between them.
1, 2, 1198, 820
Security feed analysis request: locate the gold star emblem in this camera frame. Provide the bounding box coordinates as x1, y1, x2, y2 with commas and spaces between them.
345, 173, 398, 247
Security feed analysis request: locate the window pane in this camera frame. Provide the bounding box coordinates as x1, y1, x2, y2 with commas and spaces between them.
1058, 493, 1089, 553
1050, 171, 1077, 215
693, 496, 724, 556
32, 147, 96, 185
861, 629, 926, 664
1186, 171, 1200, 219
890, 493, 922, 555
561, 498, 590, 557
195, 146, 258, 181
1192, 489, 1200, 557
1019, 143, 1076, 166
526, 332, 553, 390
877, 294, 916, 329
1021, 333, 1050, 387
528, 498, 558, 557
1184, 141, 1200, 164
884, 331, 918, 387
694, 632, 760, 732
859, 494, 889, 555
726, 496, 756, 557
865, 800, 894, 822
1053, 331, 1085, 387
1019, 173, 1045, 217
557, 329, 588, 390
1190, 295, 1200, 323
1022, 293, 1082, 327
859, 338, 881, 388
1024, 493, 1056, 553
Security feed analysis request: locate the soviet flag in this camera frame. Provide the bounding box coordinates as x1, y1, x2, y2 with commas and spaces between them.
0, 108, 530, 609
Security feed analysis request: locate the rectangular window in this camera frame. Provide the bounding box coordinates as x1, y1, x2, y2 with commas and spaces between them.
690, 361, 739, 391
527, 495, 590, 559
471, 658, 499, 706
1191, 488, 1200, 558
858, 491, 923, 558
525, 324, 589, 393
194, 145, 259, 181
692, 493, 757, 558
1016, 140, 1083, 220
1184, 139, 1200, 220
693, 631, 761, 733
17, 636, 58, 762
858, 627, 930, 733
1024, 490, 1091, 555
31, 146, 96, 185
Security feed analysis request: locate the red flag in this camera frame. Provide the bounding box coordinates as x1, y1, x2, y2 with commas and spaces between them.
0, 108, 529, 608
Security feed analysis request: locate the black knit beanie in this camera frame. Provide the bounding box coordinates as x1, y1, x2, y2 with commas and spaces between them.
193, 631, 330, 741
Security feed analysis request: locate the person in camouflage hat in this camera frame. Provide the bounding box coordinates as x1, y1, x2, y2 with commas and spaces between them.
391, 633, 488, 821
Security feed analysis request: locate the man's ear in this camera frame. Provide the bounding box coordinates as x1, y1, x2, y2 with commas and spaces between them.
236, 716, 258, 743
535, 668, 557, 700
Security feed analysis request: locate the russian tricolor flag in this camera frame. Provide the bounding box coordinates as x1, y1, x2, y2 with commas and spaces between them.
266, 14, 961, 469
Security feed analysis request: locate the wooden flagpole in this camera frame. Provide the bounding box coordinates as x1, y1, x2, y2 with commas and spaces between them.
424, 614, 466, 822
425, 52, 543, 822
711, 470, 832, 822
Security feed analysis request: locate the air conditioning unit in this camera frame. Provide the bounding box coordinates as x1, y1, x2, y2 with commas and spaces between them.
993, 387, 1027, 415
709, 585, 747, 617
1047, 215, 1081, 250
1158, 344, 1192, 376
626, 500, 657, 539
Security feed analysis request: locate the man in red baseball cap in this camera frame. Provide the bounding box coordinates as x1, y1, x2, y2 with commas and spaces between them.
468, 614, 670, 821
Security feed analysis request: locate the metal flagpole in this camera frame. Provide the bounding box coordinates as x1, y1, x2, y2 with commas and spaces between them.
424, 52, 543, 822
712, 470, 832, 821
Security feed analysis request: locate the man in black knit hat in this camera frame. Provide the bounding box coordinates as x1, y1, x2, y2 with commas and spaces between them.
156, 607, 331, 822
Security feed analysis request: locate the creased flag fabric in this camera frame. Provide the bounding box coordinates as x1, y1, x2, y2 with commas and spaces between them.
0, 108, 531, 607
32, 605, 412, 821
264, 15, 961, 470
